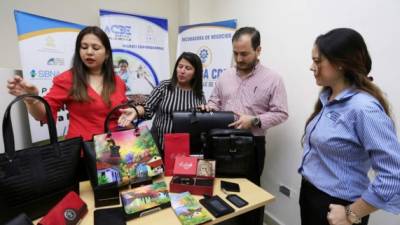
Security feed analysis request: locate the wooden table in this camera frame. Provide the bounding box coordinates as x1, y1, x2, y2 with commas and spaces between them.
36, 176, 274, 224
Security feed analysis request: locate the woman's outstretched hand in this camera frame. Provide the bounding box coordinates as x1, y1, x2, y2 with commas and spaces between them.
7, 75, 39, 97
118, 108, 138, 127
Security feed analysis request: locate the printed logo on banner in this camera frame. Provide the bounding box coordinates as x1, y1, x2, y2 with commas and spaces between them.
46, 36, 56, 48
197, 46, 212, 68
104, 24, 132, 41
37, 36, 64, 54
30, 69, 60, 80
47, 57, 65, 66
145, 25, 155, 43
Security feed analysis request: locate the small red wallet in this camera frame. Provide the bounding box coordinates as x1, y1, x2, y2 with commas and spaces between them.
38, 191, 88, 225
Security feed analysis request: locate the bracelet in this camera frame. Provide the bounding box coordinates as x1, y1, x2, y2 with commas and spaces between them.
128, 104, 141, 118
345, 205, 362, 224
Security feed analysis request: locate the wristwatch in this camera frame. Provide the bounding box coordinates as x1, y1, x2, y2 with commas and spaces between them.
345, 205, 362, 224
251, 116, 261, 128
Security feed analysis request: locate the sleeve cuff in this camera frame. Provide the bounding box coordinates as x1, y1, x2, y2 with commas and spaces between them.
362, 188, 400, 214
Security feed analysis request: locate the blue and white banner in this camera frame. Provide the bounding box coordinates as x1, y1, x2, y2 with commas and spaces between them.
177, 19, 237, 100
14, 10, 84, 142
100, 9, 170, 95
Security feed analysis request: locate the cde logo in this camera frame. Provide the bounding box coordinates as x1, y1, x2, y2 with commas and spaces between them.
197, 46, 212, 68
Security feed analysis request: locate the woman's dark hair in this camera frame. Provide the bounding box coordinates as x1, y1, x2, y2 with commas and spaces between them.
169, 52, 203, 99
303, 28, 391, 144
70, 26, 115, 106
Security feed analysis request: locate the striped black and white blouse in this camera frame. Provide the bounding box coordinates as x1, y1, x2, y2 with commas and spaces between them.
143, 80, 205, 152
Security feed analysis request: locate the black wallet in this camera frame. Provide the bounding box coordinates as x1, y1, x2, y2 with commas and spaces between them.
4, 214, 33, 225
221, 180, 240, 192
199, 195, 234, 218
94, 207, 126, 225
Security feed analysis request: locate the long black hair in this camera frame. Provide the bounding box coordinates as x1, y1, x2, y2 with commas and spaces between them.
169, 52, 203, 99
70, 26, 115, 106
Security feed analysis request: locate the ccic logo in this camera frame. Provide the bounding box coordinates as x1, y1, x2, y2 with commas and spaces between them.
104, 25, 132, 41
47, 57, 65, 66
197, 46, 212, 68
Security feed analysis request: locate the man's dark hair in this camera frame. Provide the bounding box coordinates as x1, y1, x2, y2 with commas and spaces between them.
232, 27, 260, 50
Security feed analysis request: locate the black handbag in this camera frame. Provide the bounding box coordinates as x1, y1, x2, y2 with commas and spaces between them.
0, 95, 82, 223
204, 129, 257, 178
172, 111, 234, 154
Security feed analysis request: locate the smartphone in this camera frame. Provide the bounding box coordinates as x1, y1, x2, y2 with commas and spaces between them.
94, 207, 126, 225
199, 195, 234, 218
226, 194, 248, 208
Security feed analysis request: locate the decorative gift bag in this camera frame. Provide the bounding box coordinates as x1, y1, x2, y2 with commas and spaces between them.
94, 126, 164, 186
0, 95, 82, 223
88, 103, 164, 187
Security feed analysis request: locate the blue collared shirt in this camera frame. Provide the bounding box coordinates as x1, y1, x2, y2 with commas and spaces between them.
299, 87, 400, 214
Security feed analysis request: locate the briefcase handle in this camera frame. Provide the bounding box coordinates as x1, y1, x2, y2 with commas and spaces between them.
2, 94, 59, 162
103, 101, 140, 133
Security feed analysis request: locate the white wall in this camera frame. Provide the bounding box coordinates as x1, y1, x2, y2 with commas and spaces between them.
187, 0, 400, 225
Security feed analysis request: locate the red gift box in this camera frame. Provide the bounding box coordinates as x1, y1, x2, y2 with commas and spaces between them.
164, 133, 190, 176
38, 191, 87, 225
170, 156, 215, 196
173, 156, 198, 176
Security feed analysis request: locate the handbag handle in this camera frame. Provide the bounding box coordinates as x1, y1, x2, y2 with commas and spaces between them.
2, 94, 59, 161
104, 101, 140, 133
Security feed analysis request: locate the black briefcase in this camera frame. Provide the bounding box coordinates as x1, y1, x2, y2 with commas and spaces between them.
172, 111, 234, 155
204, 129, 257, 178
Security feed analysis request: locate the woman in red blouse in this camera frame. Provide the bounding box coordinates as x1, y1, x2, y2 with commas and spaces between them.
7, 26, 130, 141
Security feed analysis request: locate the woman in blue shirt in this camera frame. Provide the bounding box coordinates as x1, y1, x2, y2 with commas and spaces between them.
299, 28, 400, 225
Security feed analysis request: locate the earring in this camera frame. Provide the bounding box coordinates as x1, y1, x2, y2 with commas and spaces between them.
338, 66, 343, 70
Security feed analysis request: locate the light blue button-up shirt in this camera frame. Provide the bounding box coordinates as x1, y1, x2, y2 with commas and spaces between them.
299, 87, 400, 214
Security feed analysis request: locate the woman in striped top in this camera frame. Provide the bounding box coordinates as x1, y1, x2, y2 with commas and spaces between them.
119, 52, 205, 155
